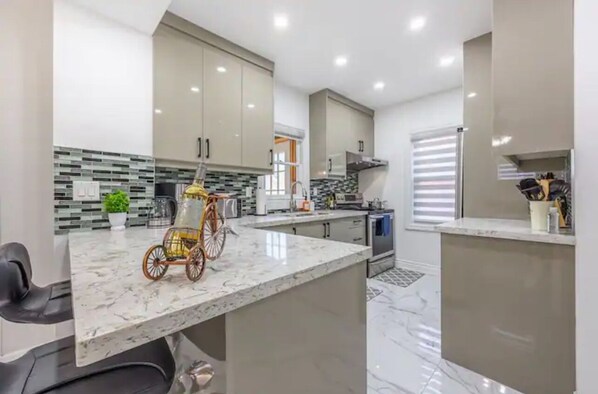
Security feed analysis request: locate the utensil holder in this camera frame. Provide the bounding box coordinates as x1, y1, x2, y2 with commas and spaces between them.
529, 201, 554, 231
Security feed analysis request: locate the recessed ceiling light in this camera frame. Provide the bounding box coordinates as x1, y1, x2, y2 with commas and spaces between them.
409, 16, 426, 31
334, 56, 348, 67
373, 81, 385, 91
190, 86, 200, 93
216, 66, 227, 73
274, 14, 289, 29
154, 109, 162, 114
467, 92, 477, 98
439, 56, 455, 67
247, 103, 256, 109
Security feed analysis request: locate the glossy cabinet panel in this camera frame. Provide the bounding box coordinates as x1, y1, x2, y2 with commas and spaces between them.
310, 90, 374, 179
153, 25, 203, 162
441, 234, 575, 394
153, 23, 274, 171
326, 99, 351, 178
267, 217, 367, 246
242, 66, 274, 170
203, 48, 243, 167
493, 0, 573, 160
351, 109, 375, 156
463, 33, 529, 219
295, 221, 327, 239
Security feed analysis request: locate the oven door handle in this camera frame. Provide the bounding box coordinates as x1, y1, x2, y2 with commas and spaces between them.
369, 213, 394, 220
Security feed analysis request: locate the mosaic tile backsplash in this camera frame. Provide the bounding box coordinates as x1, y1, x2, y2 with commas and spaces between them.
310, 173, 359, 210
54, 146, 154, 234
54, 146, 260, 234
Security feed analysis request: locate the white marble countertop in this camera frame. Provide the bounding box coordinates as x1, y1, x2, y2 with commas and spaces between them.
236, 209, 367, 228
436, 218, 575, 246
68, 210, 371, 366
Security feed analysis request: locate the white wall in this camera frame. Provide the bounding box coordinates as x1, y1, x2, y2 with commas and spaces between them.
53, 0, 153, 156
359, 88, 463, 269
574, 1, 598, 392
274, 81, 311, 187
0, 0, 58, 357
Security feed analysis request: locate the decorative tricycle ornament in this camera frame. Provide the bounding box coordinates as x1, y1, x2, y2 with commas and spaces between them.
142, 164, 227, 282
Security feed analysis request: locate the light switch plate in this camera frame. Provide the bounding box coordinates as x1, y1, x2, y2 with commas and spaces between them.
245, 186, 253, 197
73, 181, 100, 201
312, 188, 318, 196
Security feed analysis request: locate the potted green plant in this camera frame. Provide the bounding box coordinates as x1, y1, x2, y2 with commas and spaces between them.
103, 190, 130, 231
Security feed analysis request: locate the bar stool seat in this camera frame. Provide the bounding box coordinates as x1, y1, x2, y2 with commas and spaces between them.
0, 242, 176, 394
0, 335, 175, 394
0, 243, 72, 324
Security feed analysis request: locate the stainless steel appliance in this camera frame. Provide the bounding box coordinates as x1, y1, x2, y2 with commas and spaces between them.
346, 151, 388, 172
216, 197, 245, 219
147, 197, 177, 228
154, 183, 188, 226
335, 193, 395, 277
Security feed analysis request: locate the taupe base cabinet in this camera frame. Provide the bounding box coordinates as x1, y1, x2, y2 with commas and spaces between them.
441, 234, 575, 394
268, 216, 366, 246
153, 19, 274, 173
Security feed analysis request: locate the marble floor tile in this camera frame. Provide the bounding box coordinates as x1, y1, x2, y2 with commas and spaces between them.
370, 309, 441, 366
367, 272, 521, 394
368, 319, 438, 394
367, 275, 441, 326
422, 360, 524, 394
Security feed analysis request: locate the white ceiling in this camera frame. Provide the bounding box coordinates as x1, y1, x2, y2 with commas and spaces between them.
67, 0, 172, 35
169, 0, 491, 109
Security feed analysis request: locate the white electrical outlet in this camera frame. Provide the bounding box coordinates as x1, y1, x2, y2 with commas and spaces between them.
312, 188, 318, 196
73, 181, 100, 201
245, 186, 253, 197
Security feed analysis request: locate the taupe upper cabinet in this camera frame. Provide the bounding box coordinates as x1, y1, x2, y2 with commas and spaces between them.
242, 66, 274, 171
493, 0, 573, 163
153, 25, 203, 163
310, 89, 375, 178
203, 48, 243, 167
153, 13, 274, 172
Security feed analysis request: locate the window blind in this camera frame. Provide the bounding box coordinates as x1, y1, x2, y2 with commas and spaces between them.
411, 129, 460, 224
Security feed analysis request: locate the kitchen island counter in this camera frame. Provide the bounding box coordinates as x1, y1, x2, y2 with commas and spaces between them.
68, 212, 371, 369
436, 217, 575, 245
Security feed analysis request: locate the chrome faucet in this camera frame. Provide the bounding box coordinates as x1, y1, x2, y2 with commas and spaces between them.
290, 181, 307, 212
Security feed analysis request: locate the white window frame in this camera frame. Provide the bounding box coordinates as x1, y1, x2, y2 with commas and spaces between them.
405, 125, 464, 232
261, 123, 307, 211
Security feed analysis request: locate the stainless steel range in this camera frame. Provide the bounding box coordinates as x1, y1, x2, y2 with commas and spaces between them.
335, 193, 395, 277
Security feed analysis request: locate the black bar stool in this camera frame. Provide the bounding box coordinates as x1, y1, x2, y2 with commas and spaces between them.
0, 242, 175, 394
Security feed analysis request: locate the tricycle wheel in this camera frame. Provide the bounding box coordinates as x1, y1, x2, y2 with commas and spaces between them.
185, 245, 206, 282
142, 245, 169, 280
200, 202, 226, 260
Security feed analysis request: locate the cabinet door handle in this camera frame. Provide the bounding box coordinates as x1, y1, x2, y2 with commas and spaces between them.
326, 222, 331, 238
269, 149, 273, 166
358, 140, 362, 152
328, 158, 332, 172
323, 223, 327, 238
353, 219, 362, 224
206, 138, 210, 159
292, 227, 296, 235
197, 138, 202, 158
353, 237, 363, 242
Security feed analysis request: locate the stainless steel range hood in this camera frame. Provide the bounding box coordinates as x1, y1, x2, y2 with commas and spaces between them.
346, 151, 388, 172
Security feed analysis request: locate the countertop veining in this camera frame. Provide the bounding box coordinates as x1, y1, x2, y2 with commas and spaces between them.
436, 218, 575, 246
68, 210, 371, 366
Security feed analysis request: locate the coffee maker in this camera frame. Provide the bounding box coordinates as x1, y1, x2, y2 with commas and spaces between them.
148, 183, 188, 228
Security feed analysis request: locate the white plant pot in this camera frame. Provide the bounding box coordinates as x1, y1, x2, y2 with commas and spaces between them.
108, 212, 127, 231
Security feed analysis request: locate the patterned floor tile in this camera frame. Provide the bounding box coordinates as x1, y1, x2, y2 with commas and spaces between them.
373, 267, 425, 288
